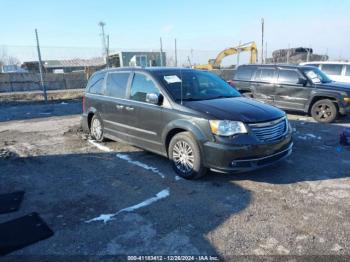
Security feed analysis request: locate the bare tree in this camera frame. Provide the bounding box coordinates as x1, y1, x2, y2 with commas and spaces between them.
0, 47, 20, 66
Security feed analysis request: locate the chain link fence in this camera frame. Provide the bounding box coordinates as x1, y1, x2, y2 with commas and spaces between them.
0, 44, 347, 102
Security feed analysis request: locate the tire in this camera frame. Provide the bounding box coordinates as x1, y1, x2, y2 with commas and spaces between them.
169, 132, 208, 180
310, 99, 338, 123
90, 114, 105, 142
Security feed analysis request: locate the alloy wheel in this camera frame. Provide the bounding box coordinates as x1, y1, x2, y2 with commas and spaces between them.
91, 118, 102, 140
315, 104, 333, 121
172, 140, 195, 174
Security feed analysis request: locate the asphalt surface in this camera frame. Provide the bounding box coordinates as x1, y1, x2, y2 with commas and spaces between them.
0, 100, 350, 258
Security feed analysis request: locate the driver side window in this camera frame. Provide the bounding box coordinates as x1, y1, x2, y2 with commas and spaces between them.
130, 73, 160, 103
278, 70, 300, 84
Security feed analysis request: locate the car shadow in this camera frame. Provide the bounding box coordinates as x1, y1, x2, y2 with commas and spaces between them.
0, 150, 251, 256
0, 99, 82, 122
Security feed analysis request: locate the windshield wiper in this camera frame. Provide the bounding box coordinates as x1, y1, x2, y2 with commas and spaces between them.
177, 97, 202, 101
202, 95, 236, 100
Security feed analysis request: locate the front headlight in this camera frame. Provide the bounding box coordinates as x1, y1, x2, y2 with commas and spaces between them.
343, 97, 350, 103
209, 120, 248, 136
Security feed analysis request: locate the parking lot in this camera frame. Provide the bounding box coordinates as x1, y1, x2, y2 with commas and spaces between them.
1, 100, 350, 257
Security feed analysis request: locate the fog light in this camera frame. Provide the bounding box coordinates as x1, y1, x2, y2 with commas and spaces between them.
231, 161, 238, 167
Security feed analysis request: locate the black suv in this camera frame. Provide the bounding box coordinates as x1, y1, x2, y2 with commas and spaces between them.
232, 64, 350, 123
81, 68, 293, 179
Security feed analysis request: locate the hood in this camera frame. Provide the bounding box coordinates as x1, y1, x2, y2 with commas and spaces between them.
316, 81, 350, 93
184, 97, 285, 123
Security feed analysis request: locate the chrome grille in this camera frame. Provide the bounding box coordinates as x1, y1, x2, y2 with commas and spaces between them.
249, 117, 287, 142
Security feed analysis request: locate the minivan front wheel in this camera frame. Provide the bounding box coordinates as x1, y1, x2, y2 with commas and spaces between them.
90, 115, 104, 142
169, 132, 208, 179
311, 99, 338, 123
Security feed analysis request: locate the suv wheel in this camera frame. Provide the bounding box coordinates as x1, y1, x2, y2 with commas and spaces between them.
169, 132, 208, 179
90, 115, 104, 141
311, 99, 338, 123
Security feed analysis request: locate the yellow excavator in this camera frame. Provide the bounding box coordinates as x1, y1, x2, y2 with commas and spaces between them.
193, 41, 258, 70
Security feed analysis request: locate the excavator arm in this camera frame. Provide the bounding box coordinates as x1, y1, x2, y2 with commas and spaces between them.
193, 41, 258, 70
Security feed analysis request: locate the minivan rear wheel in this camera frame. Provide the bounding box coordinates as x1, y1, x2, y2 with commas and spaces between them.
311, 99, 338, 123
90, 115, 105, 142
169, 132, 208, 179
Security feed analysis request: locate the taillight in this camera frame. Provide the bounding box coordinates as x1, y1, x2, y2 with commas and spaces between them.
82, 95, 86, 112
227, 80, 235, 87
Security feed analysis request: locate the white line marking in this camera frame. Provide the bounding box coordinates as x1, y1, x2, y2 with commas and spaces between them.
86, 188, 170, 224
88, 140, 166, 179
116, 153, 165, 178
88, 140, 113, 152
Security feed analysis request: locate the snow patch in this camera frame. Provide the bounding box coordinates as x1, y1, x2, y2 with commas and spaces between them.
88, 140, 113, 152
331, 244, 343, 252
86, 188, 170, 224
175, 176, 183, 181
298, 136, 308, 140
116, 153, 165, 178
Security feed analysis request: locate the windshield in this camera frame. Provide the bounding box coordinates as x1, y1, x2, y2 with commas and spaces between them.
154, 70, 241, 102
302, 67, 332, 84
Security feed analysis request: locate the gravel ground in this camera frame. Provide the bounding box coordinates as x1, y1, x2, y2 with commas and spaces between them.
0, 101, 350, 259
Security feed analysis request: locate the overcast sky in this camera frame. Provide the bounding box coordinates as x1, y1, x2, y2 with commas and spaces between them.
1, 0, 350, 64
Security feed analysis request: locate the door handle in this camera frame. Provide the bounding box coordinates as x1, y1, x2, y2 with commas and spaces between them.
125, 106, 134, 111
116, 105, 124, 110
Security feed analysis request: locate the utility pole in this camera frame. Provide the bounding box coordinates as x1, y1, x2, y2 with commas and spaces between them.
174, 38, 178, 67
106, 35, 110, 68
237, 40, 241, 66
160, 37, 163, 67
35, 29, 47, 102
261, 18, 264, 64
265, 42, 268, 63
98, 21, 108, 65
306, 45, 312, 62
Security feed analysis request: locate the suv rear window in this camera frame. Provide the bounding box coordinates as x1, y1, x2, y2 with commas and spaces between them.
235, 67, 255, 81
87, 72, 105, 95
321, 64, 343, 76
106, 72, 130, 98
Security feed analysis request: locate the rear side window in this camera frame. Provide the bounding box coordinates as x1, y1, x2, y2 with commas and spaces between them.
278, 70, 300, 84
255, 68, 275, 82
87, 73, 105, 95
346, 66, 350, 76
234, 67, 256, 81
321, 64, 343, 76
130, 73, 160, 103
106, 72, 130, 98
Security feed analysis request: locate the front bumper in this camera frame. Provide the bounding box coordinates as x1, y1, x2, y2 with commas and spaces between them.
339, 104, 350, 115
202, 135, 293, 173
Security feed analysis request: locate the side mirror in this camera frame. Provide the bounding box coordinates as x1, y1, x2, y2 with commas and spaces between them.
146, 93, 163, 105
298, 78, 307, 86
227, 80, 236, 87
